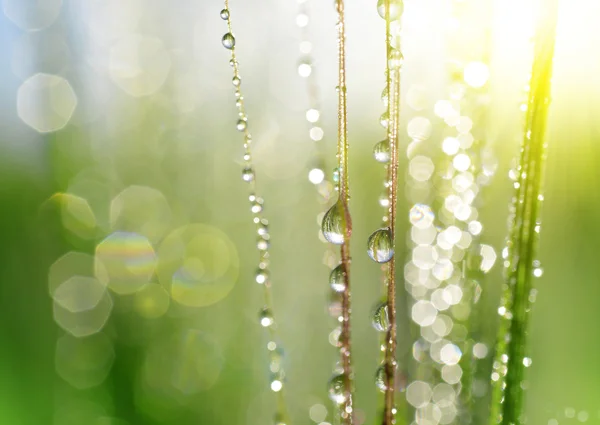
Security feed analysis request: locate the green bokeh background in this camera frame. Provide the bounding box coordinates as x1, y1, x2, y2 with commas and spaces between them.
1, 0, 600, 424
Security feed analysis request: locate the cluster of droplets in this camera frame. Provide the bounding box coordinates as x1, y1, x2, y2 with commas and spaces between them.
220, 6, 289, 423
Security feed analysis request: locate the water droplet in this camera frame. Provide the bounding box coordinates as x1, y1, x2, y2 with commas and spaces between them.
332, 167, 341, 183
232, 76, 241, 87
220, 9, 230, 20
322, 200, 346, 245
259, 307, 274, 327
379, 192, 390, 207
251, 199, 263, 214
377, 0, 404, 20
388, 49, 404, 70
371, 302, 391, 332
257, 236, 269, 251
222, 33, 235, 50
367, 227, 394, 263
380, 112, 389, 128
375, 364, 387, 392
236, 119, 247, 131
329, 265, 346, 293
242, 167, 255, 182
255, 269, 269, 284
328, 373, 348, 404
381, 86, 389, 105
373, 139, 391, 163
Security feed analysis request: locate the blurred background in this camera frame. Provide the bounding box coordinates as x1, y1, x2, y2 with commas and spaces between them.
0, 0, 599, 424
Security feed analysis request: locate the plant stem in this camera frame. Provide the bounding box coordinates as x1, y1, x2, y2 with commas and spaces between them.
382, 0, 401, 423
489, 3, 557, 424
334, 1, 354, 423
222, 1, 291, 423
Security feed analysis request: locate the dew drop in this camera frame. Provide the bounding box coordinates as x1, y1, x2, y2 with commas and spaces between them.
259, 307, 274, 327
232, 76, 241, 87
377, 0, 404, 20
257, 236, 269, 251
222, 33, 235, 50
328, 373, 348, 404
322, 200, 346, 245
372, 302, 391, 332
236, 119, 247, 131
220, 9, 230, 20
255, 269, 269, 284
375, 364, 387, 392
379, 192, 390, 207
367, 227, 394, 263
332, 167, 341, 184
388, 49, 404, 70
373, 139, 391, 163
380, 112, 389, 128
242, 167, 255, 182
329, 265, 346, 293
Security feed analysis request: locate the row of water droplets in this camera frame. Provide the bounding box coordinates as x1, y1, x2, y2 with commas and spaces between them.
489, 3, 557, 423
295, 1, 343, 423
220, 5, 289, 424
320, 1, 355, 423
366, 1, 405, 424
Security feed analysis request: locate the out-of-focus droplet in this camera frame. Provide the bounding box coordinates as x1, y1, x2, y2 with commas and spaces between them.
367, 228, 394, 263
259, 307, 274, 327
242, 167, 255, 182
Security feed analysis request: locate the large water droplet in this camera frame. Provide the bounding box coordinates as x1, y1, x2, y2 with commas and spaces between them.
375, 364, 387, 392
328, 373, 348, 404
377, 0, 404, 20
373, 139, 391, 163
232, 76, 241, 87
322, 200, 346, 245
367, 227, 394, 263
220, 9, 230, 20
372, 302, 391, 332
259, 307, 274, 327
222, 33, 235, 50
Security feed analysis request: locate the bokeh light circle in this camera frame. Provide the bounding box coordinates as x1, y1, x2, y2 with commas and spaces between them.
17, 73, 77, 133
157, 224, 239, 308
95, 231, 157, 295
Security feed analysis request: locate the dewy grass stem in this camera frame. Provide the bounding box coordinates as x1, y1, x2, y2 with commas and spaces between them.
220, 1, 291, 423
382, 0, 402, 423
335, 1, 354, 423
489, 2, 557, 424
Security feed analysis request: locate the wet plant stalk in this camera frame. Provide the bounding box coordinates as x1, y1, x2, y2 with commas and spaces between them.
382, 0, 401, 423
334, 1, 355, 423
222, 1, 291, 422
489, 3, 557, 424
